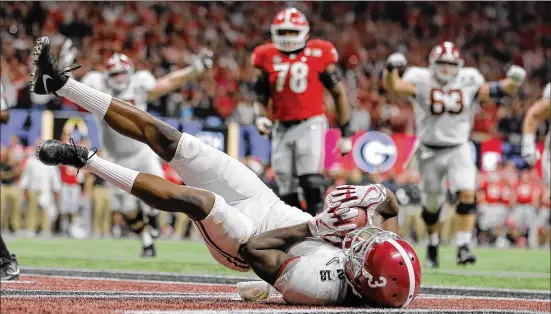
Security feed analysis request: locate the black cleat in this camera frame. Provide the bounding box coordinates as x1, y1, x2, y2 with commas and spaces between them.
426, 244, 439, 269
141, 244, 156, 258
457, 244, 477, 266
1, 254, 20, 281
37, 139, 96, 169
30, 36, 81, 95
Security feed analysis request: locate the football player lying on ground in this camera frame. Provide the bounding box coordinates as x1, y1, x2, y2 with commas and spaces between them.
30, 36, 420, 307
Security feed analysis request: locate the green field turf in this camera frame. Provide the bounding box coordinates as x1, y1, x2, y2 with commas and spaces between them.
6, 237, 550, 290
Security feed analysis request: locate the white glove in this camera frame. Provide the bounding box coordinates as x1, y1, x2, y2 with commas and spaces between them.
190, 48, 214, 75
386, 52, 407, 68
506, 65, 527, 86
308, 201, 360, 239
521, 133, 539, 166
326, 185, 387, 223
337, 137, 352, 155
255, 117, 273, 136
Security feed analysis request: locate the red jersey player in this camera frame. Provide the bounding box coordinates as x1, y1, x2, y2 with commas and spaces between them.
251, 7, 352, 216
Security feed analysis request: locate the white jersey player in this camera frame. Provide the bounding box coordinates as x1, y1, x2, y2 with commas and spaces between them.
383, 41, 526, 268
80, 51, 212, 257
522, 82, 550, 188
32, 35, 421, 307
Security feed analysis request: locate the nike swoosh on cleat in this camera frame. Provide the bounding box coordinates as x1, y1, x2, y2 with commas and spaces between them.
42, 74, 53, 94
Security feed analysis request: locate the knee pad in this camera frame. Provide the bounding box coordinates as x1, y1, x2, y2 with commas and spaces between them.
456, 202, 477, 215
298, 174, 326, 216
122, 209, 146, 234
280, 193, 302, 210
421, 206, 442, 227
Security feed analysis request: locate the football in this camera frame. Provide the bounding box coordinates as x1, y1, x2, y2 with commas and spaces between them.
337, 207, 368, 237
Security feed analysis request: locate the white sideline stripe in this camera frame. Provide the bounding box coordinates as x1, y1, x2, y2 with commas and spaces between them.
387, 238, 416, 308
0, 281, 33, 284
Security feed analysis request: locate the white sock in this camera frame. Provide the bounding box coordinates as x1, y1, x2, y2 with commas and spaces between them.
456, 231, 472, 246
141, 227, 154, 247
57, 78, 112, 118
428, 232, 440, 246
84, 153, 138, 194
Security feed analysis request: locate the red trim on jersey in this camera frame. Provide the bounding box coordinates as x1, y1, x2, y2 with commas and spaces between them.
276, 256, 301, 279
193, 221, 249, 270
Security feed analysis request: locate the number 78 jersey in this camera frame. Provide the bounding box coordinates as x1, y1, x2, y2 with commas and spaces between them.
402, 67, 485, 146
252, 39, 338, 121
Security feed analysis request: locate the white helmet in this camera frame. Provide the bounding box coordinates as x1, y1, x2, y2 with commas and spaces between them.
270, 8, 310, 52
429, 42, 464, 84
104, 53, 134, 93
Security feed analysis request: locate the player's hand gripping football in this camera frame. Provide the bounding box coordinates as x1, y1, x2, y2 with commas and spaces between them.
521, 134, 539, 166
190, 48, 214, 75
255, 117, 273, 136
308, 201, 362, 245
325, 184, 387, 221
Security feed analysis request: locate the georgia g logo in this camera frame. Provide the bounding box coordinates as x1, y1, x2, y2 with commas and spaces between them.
352, 131, 397, 174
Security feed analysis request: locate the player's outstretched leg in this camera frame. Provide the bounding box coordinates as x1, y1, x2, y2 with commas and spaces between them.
30, 37, 181, 162
37, 139, 254, 271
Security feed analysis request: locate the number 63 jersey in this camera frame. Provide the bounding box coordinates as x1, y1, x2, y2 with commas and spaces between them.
252, 39, 338, 121
402, 67, 485, 146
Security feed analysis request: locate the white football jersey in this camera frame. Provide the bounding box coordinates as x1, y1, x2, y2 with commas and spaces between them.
402, 67, 485, 146
81, 70, 156, 159
274, 238, 349, 305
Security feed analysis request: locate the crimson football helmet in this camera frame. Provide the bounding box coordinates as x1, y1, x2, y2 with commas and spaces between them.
104, 53, 135, 93
429, 41, 464, 84
270, 8, 310, 52
342, 226, 421, 308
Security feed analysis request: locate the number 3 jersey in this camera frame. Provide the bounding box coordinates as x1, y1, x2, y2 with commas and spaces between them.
402, 67, 485, 146
275, 238, 349, 305
251, 39, 338, 121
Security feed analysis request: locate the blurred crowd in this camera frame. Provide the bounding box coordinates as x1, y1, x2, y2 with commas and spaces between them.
1, 2, 550, 247
1, 2, 550, 137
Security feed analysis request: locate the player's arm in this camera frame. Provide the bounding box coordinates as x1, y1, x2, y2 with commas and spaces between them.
147, 50, 213, 101
238, 223, 312, 285
382, 52, 414, 96
252, 67, 273, 135
523, 96, 550, 137
383, 68, 416, 97
239, 205, 360, 285
321, 63, 352, 136
477, 66, 527, 103
521, 84, 550, 165
1, 87, 10, 123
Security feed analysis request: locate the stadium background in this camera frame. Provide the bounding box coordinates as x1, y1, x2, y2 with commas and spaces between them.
1, 2, 550, 247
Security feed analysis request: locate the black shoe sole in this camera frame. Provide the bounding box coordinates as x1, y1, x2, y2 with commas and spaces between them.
457, 257, 477, 266
30, 37, 50, 93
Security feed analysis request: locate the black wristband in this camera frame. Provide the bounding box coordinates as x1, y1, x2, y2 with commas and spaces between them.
386, 63, 395, 72
339, 120, 354, 138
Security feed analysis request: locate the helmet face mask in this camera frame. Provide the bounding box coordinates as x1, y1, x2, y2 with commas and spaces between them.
342, 226, 421, 308
104, 53, 134, 93
271, 8, 310, 52
429, 42, 464, 84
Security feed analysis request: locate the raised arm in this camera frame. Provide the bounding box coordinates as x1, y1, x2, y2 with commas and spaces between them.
477, 65, 527, 103
382, 52, 415, 97
147, 50, 213, 101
